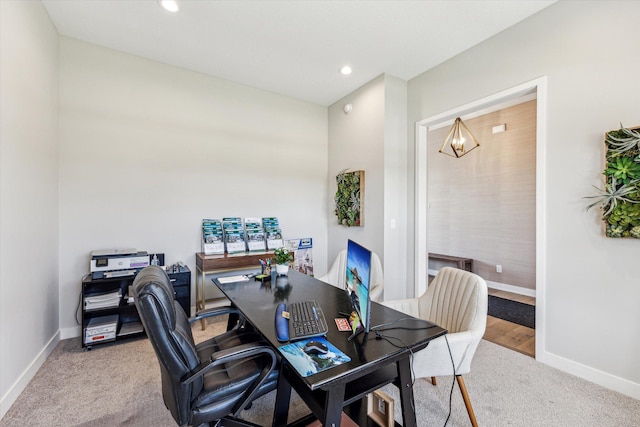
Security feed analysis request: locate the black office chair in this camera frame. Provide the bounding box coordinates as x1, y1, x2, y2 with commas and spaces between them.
133, 266, 279, 427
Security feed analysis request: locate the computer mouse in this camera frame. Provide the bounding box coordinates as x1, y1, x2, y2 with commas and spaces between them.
303, 340, 328, 355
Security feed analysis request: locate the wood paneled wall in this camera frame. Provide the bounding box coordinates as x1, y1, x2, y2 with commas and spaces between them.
427, 100, 536, 290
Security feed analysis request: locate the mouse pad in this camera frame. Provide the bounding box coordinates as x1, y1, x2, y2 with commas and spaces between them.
278, 337, 351, 377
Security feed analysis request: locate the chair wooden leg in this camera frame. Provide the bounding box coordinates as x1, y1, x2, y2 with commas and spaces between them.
456, 375, 478, 427
431, 376, 437, 386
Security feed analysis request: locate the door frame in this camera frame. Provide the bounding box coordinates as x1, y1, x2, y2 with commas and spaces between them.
413, 76, 547, 360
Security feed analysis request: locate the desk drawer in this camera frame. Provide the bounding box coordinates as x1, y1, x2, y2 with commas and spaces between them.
168, 268, 191, 315
173, 284, 189, 300
173, 285, 190, 316
169, 271, 190, 287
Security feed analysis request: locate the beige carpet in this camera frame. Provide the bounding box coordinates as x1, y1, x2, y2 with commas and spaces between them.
2, 317, 639, 427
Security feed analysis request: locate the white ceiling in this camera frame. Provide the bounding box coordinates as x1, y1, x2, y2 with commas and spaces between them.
41, 0, 555, 106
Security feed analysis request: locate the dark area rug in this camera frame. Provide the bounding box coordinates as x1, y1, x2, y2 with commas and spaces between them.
488, 295, 535, 329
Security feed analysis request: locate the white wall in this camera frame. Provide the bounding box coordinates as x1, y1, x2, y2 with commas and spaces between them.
326, 74, 408, 301
327, 76, 385, 263
58, 37, 329, 335
383, 75, 408, 301
407, 1, 640, 397
0, 0, 59, 417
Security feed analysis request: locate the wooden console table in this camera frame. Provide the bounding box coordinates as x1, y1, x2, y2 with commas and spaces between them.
195, 252, 272, 329
428, 252, 473, 272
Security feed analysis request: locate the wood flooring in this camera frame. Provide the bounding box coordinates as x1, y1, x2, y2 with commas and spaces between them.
484, 289, 536, 358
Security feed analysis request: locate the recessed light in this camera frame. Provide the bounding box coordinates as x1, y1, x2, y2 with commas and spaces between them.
340, 66, 352, 75
158, 0, 179, 13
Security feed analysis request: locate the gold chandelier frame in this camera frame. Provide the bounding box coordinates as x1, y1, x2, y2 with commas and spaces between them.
438, 117, 480, 158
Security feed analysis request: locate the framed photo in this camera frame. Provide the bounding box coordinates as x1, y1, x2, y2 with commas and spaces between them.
367, 389, 394, 427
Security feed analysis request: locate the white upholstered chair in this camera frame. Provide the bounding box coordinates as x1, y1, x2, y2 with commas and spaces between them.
382, 267, 487, 427
317, 249, 384, 302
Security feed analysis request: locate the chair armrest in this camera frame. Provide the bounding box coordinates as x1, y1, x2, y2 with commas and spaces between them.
318, 250, 347, 289
370, 283, 383, 302
188, 306, 244, 326
181, 343, 277, 386
410, 330, 479, 378
382, 298, 420, 318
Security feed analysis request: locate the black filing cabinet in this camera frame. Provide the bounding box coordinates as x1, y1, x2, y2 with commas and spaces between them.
167, 265, 191, 316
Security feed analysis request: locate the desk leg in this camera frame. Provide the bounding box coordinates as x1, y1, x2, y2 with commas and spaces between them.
273, 367, 292, 427
323, 383, 346, 427
226, 312, 240, 331
197, 266, 206, 330
397, 357, 417, 427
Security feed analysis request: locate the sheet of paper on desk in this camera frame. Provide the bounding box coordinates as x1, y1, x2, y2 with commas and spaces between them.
217, 275, 249, 284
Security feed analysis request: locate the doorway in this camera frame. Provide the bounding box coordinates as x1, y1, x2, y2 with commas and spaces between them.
414, 77, 547, 360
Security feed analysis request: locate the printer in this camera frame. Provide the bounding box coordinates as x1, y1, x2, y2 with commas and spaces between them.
90, 248, 150, 279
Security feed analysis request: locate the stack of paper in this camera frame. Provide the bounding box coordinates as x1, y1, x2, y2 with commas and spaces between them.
84, 289, 122, 310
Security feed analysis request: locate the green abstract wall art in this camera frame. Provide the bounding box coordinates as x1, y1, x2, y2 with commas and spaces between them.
585, 124, 640, 238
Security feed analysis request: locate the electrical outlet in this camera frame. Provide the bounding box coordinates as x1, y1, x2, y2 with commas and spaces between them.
496, 265, 502, 273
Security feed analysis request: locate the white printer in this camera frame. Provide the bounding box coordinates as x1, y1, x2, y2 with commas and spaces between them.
90, 248, 150, 279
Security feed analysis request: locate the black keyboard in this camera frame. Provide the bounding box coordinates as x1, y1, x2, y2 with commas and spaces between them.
289, 300, 328, 340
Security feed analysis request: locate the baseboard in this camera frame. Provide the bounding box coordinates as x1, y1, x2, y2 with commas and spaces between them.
539, 349, 640, 400
0, 330, 60, 419
430, 270, 637, 399
485, 280, 536, 298
60, 325, 81, 340
427, 269, 536, 298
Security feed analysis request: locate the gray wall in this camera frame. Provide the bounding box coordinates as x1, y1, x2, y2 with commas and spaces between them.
407, 1, 640, 396
0, 0, 59, 416
58, 37, 329, 335
327, 76, 385, 268
383, 75, 409, 301
428, 100, 536, 290
326, 74, 408, 301
1, 12, 329, 415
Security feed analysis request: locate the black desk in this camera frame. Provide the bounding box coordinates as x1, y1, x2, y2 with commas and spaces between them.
214, 271, 447, 427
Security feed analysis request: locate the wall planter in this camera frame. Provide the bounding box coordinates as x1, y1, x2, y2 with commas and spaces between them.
585, 124, 640, 238
334, 169, 364, 227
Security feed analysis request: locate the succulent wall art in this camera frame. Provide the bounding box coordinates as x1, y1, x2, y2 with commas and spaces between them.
585, 124, 640, 238
334, 169, 364, 227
